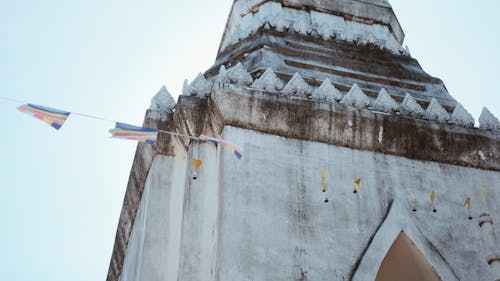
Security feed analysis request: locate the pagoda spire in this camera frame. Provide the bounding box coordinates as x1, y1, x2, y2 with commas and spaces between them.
217, 0, 404, 56
207, 0, 456, 111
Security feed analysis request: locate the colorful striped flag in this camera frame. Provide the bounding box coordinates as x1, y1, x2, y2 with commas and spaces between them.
200, 135, 243, 159
17, 104, 71, 130
109, 123, 158, 144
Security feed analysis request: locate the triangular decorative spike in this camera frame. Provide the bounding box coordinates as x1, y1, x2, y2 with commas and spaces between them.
426, 98, 450, 123
450, 103, 475, 128
365, 32, 377, 45
404, 45, 411, 56
226, 62, 253, 86
373, 88, 398, 113
251, 67, 283, 93
290, 9, 312, 35
182, 79, 190, 96
281, 73, 313, 98
257, 2, 282, 29
262, 3, 290, 32
213, 65, 229, 84
479, 107, 500, 131
340, 83, 370, 109
239, 13, 260, 40
311, 11, 340, 41
149, 85, 176, 113
312, 78, 341, 102
401, 93, 424, 117
189, 73, 213, 97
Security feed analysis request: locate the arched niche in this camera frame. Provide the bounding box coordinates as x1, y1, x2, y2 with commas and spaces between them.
351, 201, 459, 281
375, 231, 441, 281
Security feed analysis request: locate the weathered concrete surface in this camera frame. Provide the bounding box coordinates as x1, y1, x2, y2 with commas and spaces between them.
219, 0, 404, 55
213, 126, 499, 280
117, 125, 499, 281
177, 143, 220, 281
120, 155, 187, 281
106, 112, 176, 281
209, 85, 500, 172
108, 89, 499, 281
211, 29, 455, 109
119, 143, 220, 281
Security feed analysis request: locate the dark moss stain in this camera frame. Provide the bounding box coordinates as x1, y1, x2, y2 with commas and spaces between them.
214, 88, 499, 171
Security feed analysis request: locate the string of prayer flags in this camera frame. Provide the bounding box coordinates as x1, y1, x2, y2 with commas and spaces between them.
8, 99, 244, 162
319, 170, 329, 203
430, 191, 437, 212
190, 159, 203, 180
200, 135, 244, 159
109, 122, 159, 144
17, 103, 71, 130
353, 178, 361, 193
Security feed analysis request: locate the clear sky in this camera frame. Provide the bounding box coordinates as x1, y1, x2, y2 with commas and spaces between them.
0, 1, 498, 280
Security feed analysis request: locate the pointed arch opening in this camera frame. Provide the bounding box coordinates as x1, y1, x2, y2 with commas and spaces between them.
375, 231, 441, 281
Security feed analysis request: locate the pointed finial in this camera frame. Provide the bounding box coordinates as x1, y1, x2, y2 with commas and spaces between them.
189, 73, 213, 97
251, 67, 283, 93
425, 98, 449, 123
450, 103, 475, 128
404, 45, 411, 56
479, 107, 500, 131
149, 85, 176, 113
281, 73, 313, 98
401, 93, 424, 117
312, 78, 341, 102
182, 79, 190, 96
291, 11, 312, 35
226, 62, 253, 86
373, 88, 398, 113
340, 83, 370, 109
213, 65, 229, 84
311, 11, 338, 40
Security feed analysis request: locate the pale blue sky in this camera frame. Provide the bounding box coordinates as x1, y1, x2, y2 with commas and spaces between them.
0, 1, 498, 280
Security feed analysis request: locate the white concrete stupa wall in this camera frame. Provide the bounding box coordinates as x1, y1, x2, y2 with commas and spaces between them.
120, 125, 500, 281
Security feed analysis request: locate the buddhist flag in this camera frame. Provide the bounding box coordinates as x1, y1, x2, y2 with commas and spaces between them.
17, 103, 71, 130
109, 123, 158, 144
190, 159, 203, 171
464, 197, 471, 209
200, 135, 244, 159
353, 178, 361, 193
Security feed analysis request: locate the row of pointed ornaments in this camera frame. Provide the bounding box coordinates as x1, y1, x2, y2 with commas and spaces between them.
152, 62, 499, 131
